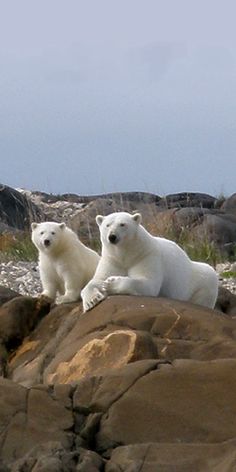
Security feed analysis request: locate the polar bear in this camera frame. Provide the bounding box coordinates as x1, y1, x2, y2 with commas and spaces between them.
81, 211, 218, 312
31, 221, 100, 304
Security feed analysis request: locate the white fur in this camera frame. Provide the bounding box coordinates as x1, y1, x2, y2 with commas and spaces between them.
81, 211, 219, 312
31, 221, 100, 304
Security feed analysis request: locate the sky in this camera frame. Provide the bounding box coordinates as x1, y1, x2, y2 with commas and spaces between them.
1, 0, 236, 197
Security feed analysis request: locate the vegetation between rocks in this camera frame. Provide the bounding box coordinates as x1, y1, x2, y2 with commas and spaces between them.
0, 233, 38, 262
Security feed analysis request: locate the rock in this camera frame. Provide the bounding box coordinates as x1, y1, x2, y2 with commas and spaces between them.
221, 192, 236, 214
76, 448, 104, 471
0, 378, 74, 464
0, 261, 41, 297
0, 184, 43, 231
1, 295, 236, 469
193, 212, 236, 249
6, 295, 236, 387
107, 440, 236, 472
0, 286, 20, 306
4, 186, 236, 257
47, 329, 157, 385
27, 190, 160, 205
215, 286, 236, 316
11, 442, 80, 472
0, 296, 51, 351
158, 192, 217, 209
94, 358, 236, 450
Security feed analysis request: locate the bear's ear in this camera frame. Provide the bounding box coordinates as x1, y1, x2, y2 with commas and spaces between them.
96, 215, 104, 226
59, 223, 66, 230
132, 213, 142, 224
31, 222, 38, 230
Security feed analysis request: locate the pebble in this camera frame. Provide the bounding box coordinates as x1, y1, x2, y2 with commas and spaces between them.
216, 263, 236, 294
0, 261, 235, 298
0, 261, 42, 297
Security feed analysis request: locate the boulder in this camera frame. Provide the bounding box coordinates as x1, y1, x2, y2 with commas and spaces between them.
1, 294, 236, 470
0, 286, 20, 306
0, 184, 43, 231
107, 440, 236, 472
0, 378, 74, 465
221, 192, 236, 214
215, 286, 236, 316
158, 192, 217, 209
3, 186, 236, 256
0, 295, 51, 351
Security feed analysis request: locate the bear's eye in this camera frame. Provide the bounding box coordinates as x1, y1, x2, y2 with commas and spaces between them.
120, 223, 126, 227
40, 231, 44, 235
106, 224, 110, 228
51, 232, 55, 235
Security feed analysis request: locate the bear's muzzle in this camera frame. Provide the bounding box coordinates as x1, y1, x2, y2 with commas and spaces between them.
108, 233, 119, 244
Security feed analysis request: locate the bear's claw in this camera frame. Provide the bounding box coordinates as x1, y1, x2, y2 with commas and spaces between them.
83, 289, 106, 312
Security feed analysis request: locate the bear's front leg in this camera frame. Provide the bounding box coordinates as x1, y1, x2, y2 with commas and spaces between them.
81, 280, 107, 312
103, 275, 159, 297
56, 292, 79, 304
56, 274, 81, 304
102, 276, 127, 294
41, 280, 58, 301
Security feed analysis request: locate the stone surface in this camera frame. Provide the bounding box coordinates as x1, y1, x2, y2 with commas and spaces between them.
0, 183, 43, 231
215, 286, 236, 315
0, 295, 51, 350
6, 186, 236, 253
107, 440, 236, 472
0, 294, 236, 470
47, 329, 157, 385
7, 295, 236, 388
95, 359, 236, 449
0, 285, 20, 306
0, 378, 73, 464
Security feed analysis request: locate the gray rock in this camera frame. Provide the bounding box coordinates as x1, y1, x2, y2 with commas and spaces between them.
0, 184, 43, 230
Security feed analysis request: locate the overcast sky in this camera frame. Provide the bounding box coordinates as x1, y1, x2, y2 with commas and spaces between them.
1, 0, 236, 197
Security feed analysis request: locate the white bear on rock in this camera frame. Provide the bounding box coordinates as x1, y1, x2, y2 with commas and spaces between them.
81, 211, 218, 312
31, 221, 100, 304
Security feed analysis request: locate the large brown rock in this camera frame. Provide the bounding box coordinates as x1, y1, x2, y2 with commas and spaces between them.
0, 377, 74, 465
107, 440, 236, 472
215, 286, 236, 316
7, 296, 236, 388
0, 295, 51, 350
0, 295, 236, 470
94, 359, 236, 449
0, 285, 20, 306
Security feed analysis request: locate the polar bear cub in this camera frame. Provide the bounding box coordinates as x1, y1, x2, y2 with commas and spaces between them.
31, 221, 100, 304
81, 211, 218, 312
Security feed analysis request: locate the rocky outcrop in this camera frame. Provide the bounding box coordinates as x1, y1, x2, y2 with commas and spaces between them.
0, 290, 236, 470
8, 187, 236, 255
158, 191, 217, 209
0, 184, 43, 231
221, 193, 236, 214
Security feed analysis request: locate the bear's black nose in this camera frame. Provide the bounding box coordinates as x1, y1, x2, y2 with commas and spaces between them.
44, 239, 51, 247
108, 233, 118, 244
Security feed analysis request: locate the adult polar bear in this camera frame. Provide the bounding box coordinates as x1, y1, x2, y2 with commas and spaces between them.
81, 211, 218, 312
32, 222, 100, 304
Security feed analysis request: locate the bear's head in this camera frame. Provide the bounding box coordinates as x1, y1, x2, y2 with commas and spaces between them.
96, 212, 142, 247
31, 222, 66, 253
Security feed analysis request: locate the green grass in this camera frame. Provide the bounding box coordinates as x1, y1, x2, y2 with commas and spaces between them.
177, 231, 222, 267
0, 233, 38, 262
147, 219, 223, 267
220, 270, 236, 279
